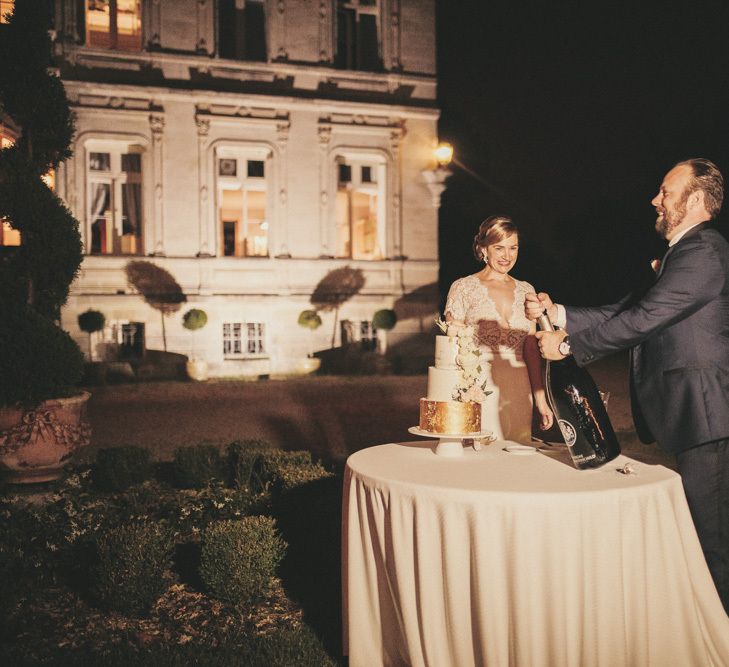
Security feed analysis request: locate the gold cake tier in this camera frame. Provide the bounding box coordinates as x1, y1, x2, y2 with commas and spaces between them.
419, 398, 481, 434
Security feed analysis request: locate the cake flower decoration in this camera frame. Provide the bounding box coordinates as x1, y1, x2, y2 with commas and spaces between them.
435, 318, 492, 403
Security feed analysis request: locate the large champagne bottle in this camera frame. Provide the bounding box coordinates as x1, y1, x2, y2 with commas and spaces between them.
538, 311, 621, 470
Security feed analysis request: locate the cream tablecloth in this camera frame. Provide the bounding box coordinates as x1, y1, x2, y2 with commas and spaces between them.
342, 441, 729, 667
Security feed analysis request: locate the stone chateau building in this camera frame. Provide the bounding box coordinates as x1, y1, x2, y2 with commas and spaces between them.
1, 0, 445, 377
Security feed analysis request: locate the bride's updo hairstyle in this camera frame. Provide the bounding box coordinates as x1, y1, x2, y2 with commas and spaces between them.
472, 215, 518, 261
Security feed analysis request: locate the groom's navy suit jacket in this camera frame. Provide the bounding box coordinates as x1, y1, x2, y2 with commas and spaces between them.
566, 222, 729, 454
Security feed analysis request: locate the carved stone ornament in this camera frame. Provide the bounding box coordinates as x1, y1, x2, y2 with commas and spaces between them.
0, 392, 91, 484
196, 118, 211, 137
318, 125, 332, 146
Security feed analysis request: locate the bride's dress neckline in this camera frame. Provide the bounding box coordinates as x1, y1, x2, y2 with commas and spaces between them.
467, 274, 520, 329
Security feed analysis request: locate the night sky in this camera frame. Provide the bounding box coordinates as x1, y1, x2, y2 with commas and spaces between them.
435, 0, 729, 307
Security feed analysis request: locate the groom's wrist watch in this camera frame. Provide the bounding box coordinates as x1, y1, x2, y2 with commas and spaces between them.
558, 335, 571, 357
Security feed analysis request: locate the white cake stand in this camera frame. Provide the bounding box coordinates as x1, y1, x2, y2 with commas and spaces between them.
408, 426, 495, 457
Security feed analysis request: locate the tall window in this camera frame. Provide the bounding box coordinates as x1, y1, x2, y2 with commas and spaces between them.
86, 0, 142, 51
218, 0, 267, 61
0, 0, 14, 24
217, 149, 269, 257
223, 322, 266, 357
0, 129, 20, 246
335, 0, 381, 71
335, 157, 385, 260
87, 146, 144, 255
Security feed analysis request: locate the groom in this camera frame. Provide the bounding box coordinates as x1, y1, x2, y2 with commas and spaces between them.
525, 158, 729, 612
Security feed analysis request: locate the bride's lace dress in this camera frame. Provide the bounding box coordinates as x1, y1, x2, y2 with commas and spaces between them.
445, 274, 535, 443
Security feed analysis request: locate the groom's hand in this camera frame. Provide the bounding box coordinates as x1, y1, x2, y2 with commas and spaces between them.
535, 330, 568, 360
524, 292, 556, 321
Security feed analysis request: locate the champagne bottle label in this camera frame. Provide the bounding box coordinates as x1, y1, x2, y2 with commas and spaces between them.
557, 419, 577, 446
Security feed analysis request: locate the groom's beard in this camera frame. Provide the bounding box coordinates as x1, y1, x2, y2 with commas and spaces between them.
655, 192, 689, 238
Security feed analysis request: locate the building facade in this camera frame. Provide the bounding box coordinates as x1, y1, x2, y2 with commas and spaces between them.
3, 0, 443, 376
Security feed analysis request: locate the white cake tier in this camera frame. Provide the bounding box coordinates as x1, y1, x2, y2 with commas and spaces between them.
427, 366, 460, 401
434, 335, 459, 370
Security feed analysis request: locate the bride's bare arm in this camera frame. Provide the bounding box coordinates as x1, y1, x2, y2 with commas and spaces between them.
524, 327, 554, 430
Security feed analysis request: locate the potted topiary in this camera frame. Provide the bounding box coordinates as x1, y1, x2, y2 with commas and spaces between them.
296, 309, 322, 374
78, 309, 106, 360
0, 2, 89, 483
78, 309, 107, 385
372, 308, 398, 355
182, 308, 209, 381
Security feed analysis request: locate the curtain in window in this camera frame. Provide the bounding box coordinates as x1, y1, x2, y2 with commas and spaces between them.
122, 182, 141, 235
90, 182, 110, 252
90, 182, 110, 220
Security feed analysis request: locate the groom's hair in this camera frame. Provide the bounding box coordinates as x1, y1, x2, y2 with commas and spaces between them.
676, 158, 724, 218
473, 215, 518, 261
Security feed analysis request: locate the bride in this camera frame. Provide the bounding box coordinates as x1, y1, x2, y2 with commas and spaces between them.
445, 215, 553, 443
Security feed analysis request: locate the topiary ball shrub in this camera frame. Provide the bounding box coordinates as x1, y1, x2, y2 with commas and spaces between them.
182, 308, 208, 331
200, 517, 286, 607
90, 521, 174, 616
372, 308, 397, 331
297, 309, 322, 330
77, 309, 105, 335
172, 444, 226, 489
92, 446, 152, 492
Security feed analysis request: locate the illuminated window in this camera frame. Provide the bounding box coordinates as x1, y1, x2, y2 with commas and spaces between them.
0, 128, 20, 246
216, 148, 270, 257
86, 145, 144, 255
218, 0, 267, 61
335, 0, 381, 71
0, 0, 14, 24
0, 220, 20, 246
86, 0, 142, 51
223, 322, 267, 357
335, 157, 385, 260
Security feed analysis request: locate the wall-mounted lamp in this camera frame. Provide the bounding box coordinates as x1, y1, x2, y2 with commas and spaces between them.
422, 141, 454, 207
434, 142, 454, 167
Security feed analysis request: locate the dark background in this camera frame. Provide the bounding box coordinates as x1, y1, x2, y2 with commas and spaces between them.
435, 0, 729, 307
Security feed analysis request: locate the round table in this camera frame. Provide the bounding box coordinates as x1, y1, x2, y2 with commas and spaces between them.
342, 440, 729, 667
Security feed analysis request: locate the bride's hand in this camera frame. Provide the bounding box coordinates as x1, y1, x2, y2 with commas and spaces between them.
535, 397, 554, 430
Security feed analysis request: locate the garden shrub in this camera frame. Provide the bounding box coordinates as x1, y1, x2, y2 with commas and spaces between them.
237, 626, 336, 667
0, 496, 63, 591
172, 444, 226, 488
259, 449, 333, 492
168, 485, 261, 538
93, 446, 152, 491
90, 521, 174, 615
200, 517, 286, 607
226, 439, 271, 489
10, 626, 335, 667
226, 441, 330, 494
267, 460, 334, 491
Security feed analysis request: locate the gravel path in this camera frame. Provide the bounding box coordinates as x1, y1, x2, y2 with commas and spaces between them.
84, 351, 675, 469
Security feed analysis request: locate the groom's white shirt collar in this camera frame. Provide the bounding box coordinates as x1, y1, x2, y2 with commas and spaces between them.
668, 221, 703, 247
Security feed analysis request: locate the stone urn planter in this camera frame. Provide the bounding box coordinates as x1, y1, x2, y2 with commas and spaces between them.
0, 391, 91, 484
186, 359, 210, 382
296, 357, 322, 375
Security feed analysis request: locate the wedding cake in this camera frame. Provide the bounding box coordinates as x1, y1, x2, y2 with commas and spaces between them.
418, 322, 488, 434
